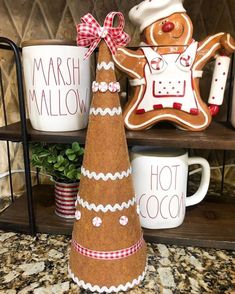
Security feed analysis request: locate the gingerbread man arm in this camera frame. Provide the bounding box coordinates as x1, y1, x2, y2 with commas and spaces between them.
113, 48, 146, 80
194, 33, 235, 116
194, 33, 235, 71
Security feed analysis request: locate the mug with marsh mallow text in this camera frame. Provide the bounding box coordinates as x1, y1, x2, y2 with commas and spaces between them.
22, 40, 91, 132
131, 147, 210, 229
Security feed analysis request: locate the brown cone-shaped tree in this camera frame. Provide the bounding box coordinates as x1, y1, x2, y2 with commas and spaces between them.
69, 40, 147, 293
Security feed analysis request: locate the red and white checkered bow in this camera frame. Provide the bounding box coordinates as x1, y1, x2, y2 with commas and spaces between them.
77, 12, 130, 59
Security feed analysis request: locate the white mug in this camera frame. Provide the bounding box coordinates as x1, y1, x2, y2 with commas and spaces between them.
131, 147, 210, 229
22, 40, 91, 132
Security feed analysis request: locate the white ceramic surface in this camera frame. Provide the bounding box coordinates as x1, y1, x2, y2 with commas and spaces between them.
131, 147, 210, 229
208, 55, 231, 106
129, 0, 185, 32
23, 44, 91, 132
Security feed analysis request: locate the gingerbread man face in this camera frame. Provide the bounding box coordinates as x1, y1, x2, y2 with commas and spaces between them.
142, 13, 193, 46
114, 0, 235, 131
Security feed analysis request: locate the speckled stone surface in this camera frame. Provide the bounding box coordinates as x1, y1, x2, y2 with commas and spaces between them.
0, 231, 234, 294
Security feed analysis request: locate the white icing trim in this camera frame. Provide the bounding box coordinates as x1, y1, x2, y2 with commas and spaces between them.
97, 62, 115, 70
150, 24, 158, 46
227, 34, 235, 50
68, 264, 147, 293
113, 55, 142, 82
89, 107, 122, 116
81, 167, 132, 181
182, 14, 192, 45
193, 42, 220, 70
77, 195, 136, 212
129, 78, 146, 86
124, 83, 209, 130
197, 33, 224, 51
193, 70, 203, 78
116, 48, 145, 59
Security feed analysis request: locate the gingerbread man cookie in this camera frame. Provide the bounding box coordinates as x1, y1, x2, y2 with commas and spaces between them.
113, 0, 235, 131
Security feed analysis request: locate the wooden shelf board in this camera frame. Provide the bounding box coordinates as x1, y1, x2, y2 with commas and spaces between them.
0, 185, 234, 249
0, 185, 73, 235
0, 120, 235, 150
0, 123, 22, 142
144, 197, 235, 249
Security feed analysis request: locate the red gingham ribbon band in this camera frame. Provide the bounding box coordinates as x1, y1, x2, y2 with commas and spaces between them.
77, 12, 130, 59
72, 236, 144, 260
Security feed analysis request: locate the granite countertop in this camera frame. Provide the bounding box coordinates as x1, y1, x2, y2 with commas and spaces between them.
0, 179, 235, 293
0, 230, 234, 294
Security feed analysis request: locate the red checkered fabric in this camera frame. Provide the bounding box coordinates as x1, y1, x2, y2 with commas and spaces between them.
77, 12, 130, 59
72, 236, 144, 260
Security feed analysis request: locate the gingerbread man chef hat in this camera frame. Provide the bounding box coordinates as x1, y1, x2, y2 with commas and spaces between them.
129, 0, 186, 32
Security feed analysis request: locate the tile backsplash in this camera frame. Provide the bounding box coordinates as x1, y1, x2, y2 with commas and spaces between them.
0, 0, 234, 195
0, 0, 234, 45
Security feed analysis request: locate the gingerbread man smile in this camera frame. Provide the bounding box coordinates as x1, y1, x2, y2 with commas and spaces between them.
113, 0, 235, 131
172, 24, 184, 39
161, 19, 185, 39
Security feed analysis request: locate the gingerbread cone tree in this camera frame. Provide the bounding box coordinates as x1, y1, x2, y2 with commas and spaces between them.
69, 13, 147, 293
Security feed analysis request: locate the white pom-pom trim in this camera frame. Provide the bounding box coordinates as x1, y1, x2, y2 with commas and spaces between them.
68, 264, 147, 293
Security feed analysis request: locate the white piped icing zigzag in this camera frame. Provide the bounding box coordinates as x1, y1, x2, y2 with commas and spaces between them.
97, 61, 115, 71
77, 195, 135, 212
90, 107, 122, 116
81, 167, 132, 181
68, 264, 147, 293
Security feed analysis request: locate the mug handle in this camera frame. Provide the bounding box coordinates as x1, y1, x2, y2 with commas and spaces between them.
186, 157, 211, 207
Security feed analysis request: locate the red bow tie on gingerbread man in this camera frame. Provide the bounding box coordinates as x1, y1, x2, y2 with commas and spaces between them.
113, 0, 235, 131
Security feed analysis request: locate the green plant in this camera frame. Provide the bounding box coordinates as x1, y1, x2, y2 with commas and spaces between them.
31, 142, 84, 183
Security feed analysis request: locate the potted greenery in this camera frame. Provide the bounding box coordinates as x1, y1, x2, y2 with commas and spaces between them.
31, 142, 84, 219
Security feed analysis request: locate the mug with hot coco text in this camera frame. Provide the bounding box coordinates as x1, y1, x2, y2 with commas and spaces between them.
22, 40, 91, 132
131, 147, 210, 229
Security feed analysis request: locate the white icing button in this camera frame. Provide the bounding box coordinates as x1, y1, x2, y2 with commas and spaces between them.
75, 210, 81, 220
92, 217, 102, 227
92, 81, 99, 92
99, 82, 108, 93
108, 82, 120, 93
75, 200, 78, 207
119, 216, 128, 226
108, 82, 116, 93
